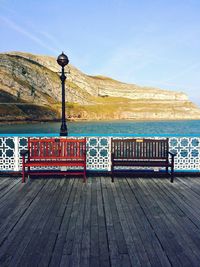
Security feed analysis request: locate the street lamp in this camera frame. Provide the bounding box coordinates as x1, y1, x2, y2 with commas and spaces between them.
57, 52, 69, 136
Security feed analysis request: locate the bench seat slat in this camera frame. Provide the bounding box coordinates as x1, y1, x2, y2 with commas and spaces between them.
26, 171, 85, 176
113, 161, 171, 167
24, 161, 85, 167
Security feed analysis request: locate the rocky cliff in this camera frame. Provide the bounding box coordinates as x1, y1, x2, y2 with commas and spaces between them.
0, 51, 200, 122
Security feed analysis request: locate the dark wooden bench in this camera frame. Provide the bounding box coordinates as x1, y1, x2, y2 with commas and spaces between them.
111, 138, 175, 183
21, 137, 87, 183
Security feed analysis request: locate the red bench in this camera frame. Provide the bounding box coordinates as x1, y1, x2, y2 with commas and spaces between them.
21, 137, 87, 183
111, 138, 175, 183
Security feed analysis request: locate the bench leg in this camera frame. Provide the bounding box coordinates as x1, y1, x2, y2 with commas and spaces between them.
171, 166, 174, 183
111, 167, 114, 182
83, 173, 86, 183
83, 165, 86, 183
22, 168, 25, 183
22, 156, 26, 183
27, 166, 30, 180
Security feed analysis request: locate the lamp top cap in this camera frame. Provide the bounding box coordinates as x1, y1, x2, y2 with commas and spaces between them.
57, 52, 69, 67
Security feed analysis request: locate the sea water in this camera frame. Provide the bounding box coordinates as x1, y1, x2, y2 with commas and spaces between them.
0, 120, 200, 136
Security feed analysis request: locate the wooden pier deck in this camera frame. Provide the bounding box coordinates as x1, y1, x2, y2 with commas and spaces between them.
1, 176, 200, 266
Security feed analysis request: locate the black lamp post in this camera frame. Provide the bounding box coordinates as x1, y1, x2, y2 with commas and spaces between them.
57, 52, 69, 136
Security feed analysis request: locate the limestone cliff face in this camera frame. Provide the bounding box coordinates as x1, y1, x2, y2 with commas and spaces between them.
0, 51, 200, 122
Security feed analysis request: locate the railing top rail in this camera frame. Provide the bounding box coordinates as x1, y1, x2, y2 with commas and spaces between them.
1, 133, 200, 137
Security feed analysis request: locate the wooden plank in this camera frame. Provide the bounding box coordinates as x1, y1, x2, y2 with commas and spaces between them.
90, 178, 100, 267
105, 181, 129, 256
0, 178, 41, 220
0, 177, 16, 192
148, 177, 200, 265
0, 178, 20, 200
15, 179, 68, 267
65, 178, 87, 267
59, 179, 83, 266
137, 177, 198, 266
127, 177, 183, 266
155, 177, 200, 228
79, 178, 92, 267
0, 179, 46, 248
111, 178, 147, 266
116, 179, 150, 266
2, 176, 200, 266
48, 178, 78, 267
38, 178, 75, 267
0, 179, 54, 266
151, 177, 200, 260
116, 178, 168, 267
96, 178, 110, 267
101, 177, 124, 267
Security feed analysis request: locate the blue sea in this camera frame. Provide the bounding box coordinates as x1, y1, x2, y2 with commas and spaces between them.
0, 120, 200, 136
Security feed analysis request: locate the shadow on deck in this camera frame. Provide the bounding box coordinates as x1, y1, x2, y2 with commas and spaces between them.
0, 176, 200, 266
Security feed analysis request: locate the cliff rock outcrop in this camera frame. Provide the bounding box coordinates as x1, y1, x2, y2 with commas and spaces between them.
0, 51, 200, 122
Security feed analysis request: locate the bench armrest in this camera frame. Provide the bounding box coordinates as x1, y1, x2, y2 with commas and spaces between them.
20, 149, 29, 157
168, 151, 177, 158
168, 152, 176, 167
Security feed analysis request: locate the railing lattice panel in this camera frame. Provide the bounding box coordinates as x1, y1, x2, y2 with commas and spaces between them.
0, 136, 200, 172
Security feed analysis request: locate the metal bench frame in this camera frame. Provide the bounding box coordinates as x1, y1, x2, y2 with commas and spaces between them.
111, 138, 175, 183
21, 137, 87, 183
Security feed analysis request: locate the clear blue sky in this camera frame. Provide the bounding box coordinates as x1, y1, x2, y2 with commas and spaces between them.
0, 0, 200, 105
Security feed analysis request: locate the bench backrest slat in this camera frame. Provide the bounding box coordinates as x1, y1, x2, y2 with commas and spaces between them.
111, 138, 168, 160
28, 138, 86, 160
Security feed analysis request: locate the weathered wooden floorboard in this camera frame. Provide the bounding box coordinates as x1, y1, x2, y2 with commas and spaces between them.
97, 178, 110, 267
67, 180, 87, 267
1, 179, 57, 267
171, 177, 200, 210
129, 179, 172, 267
16, 179, 66, 267
143, 177, 200, 266
0, 177, 8, 186
1, 176, 200, 266
90, 178, 100, 267
37, 178, 74, 267
155, 177, 200, 228
101, 177, 127, 267
80, 178, 92, 267
46, 178, 77, 267
149, 177, 200, 265
0, 179, 46, 252
59, 179, 83, 267
0, 178, 17, 196
0, 178, 20, 202
128, 178, 183, 267
139, 178, 194, 267
152, 177, 200, 258
111, 179, 143, 267
118, 178, 171, 267
0, 179, 42, 222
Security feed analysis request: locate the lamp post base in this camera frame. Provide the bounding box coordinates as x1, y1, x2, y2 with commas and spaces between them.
60, 124, 68, 136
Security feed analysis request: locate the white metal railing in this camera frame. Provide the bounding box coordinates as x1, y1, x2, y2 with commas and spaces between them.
0, 135, 200, 172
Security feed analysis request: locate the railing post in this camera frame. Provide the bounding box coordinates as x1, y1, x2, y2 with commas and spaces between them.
14, 137, 19, 172
108, 137, 112, 171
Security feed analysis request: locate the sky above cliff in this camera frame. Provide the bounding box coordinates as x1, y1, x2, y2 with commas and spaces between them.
0, 0, 200, 106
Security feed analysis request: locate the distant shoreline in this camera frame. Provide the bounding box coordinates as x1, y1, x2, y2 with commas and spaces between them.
1, 118, 200, 125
